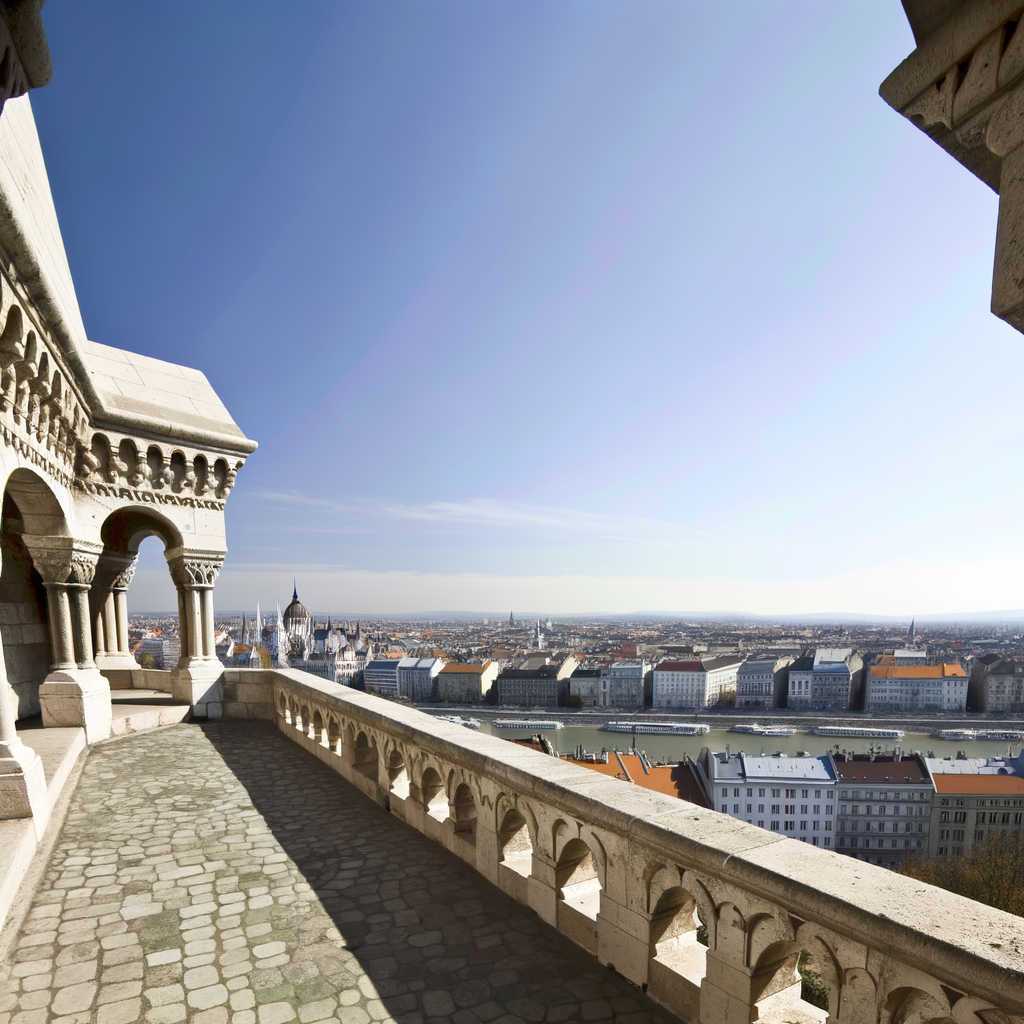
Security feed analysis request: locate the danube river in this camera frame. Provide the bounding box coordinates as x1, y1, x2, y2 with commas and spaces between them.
461, 720, 1022, 762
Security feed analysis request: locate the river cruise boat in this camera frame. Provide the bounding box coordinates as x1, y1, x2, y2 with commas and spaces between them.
730, 724, 797, 737
932, 728, 975, 741
435, 715, 481, 730
600, 721, 710, 735
810, 725, 905, 739
493, 719, 563, 730
974, 730, 1024, 741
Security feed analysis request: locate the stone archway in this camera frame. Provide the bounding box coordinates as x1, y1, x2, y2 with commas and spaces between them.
96, 506, 224, 715
1, 468, 114, 744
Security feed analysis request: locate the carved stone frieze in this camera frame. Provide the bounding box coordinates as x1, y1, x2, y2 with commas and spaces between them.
73, 479, 226, 511
0, 271, 247, 502
76, 431, 243, 502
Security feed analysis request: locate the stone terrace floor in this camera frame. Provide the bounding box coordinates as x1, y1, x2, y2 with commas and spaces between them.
0, 721, 681, 1024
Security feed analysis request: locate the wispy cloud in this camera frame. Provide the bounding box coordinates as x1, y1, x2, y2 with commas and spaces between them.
254, 491, 703, 545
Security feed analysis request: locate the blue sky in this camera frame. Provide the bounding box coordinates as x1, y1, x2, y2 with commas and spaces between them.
32, 2, 1024, 616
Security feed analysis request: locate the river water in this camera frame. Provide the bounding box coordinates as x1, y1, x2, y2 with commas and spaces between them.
463, 721, 1021, 763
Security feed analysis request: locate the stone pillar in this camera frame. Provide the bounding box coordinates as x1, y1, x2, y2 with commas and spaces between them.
25, 541, 112, 745
168, 551, 224, 717
43, 581, 75, 671
0, 548, 49, 836
92, 557, 138, 671
100, 592, 116, 657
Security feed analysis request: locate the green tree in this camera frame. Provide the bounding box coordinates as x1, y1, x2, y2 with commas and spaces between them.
900, 831, 1024, 917
137, 651, 155, 669
565, 694, 584, 708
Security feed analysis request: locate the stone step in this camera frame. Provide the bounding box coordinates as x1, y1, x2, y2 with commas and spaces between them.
109, 703, 191, 737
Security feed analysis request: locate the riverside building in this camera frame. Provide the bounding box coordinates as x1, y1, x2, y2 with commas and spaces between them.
735, 656, 793, 708
708, 751, 837, 846
396, 656, 444, 701
787, 649, 864, 710
652, 655, 743, 709
437, 661, 498, 703
924, 754, 1024, 858
362, 658, 400, 697
866, 663, 967, 712
599, 659, 648, 707
833, 755, 933, 866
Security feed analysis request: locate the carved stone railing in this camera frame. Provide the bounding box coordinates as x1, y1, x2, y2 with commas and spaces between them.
224, 669, 1024, 1024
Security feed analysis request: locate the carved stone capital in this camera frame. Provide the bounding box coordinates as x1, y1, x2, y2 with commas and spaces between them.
21, 537, 103, 587
111, 557, 138, 591
168, 550, 224, 589
68, 554, 96, 585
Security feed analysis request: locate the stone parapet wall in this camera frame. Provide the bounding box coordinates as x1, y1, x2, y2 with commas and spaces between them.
236, 668, 1023, 1024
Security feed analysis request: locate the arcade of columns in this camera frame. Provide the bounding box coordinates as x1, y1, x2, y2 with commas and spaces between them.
0, 0, 255, 829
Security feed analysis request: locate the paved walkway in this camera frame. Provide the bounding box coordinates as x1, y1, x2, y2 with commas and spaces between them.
1, 721, 680, 1024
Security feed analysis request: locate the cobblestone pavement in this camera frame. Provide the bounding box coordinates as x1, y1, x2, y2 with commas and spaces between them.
1, 722, 680, 1024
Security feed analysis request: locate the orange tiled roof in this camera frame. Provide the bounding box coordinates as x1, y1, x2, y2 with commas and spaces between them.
932, 775, 1024, 794
563, 754, 709, 806
440, 662, 491, 673
869, 664, 966, 678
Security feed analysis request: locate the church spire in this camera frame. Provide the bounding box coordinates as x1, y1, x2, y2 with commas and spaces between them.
292, 578, 298, 602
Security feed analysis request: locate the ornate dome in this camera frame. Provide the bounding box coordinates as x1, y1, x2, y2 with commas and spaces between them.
282, 584, 310, 633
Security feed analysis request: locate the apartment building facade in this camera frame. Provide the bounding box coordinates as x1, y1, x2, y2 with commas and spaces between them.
788, 649, 864, 710
866, 663, 967, 712
735, 656, 793, 709
362, 659, 400, 697
568, 668, 601, 706
495, 655, 578, 705
599, 660, 649, 707
652, 655, 743, 709
833, 755, 933, 866
969, 658, 1024, 712
708, 752, 837, 847
925, 755, 1024, 858
437, 661, 499, 703
396, 656, 444, 702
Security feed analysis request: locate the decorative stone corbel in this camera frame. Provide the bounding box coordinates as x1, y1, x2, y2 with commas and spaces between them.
881, 7, 1024, 332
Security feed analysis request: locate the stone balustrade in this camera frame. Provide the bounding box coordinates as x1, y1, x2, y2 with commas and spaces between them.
219, 668, 1024, 1024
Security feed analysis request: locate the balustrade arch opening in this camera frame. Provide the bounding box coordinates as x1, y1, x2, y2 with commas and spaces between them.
386, 747, 409, 799
419, 766, 448, 821
452, 782, 476, 840
555, 836, 602, 920
497, 807, 533, 877
0, 470, 64, 721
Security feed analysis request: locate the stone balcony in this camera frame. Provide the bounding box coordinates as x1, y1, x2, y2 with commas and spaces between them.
1, 668, 1021, 1024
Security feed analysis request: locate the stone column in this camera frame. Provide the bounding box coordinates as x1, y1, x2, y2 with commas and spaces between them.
25, 540, 111, 745
67, 558, 96, 670
100, 592, 116, 657
92, 556, 138, 672
43, 581, 75, 671
168, 551, 224, 717
0, 549, 49, 836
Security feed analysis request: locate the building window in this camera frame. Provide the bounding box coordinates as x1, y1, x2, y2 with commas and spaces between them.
771, 821, 779, 831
